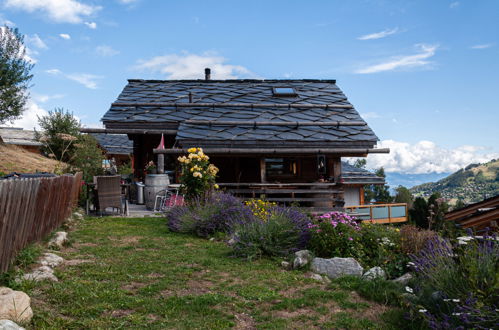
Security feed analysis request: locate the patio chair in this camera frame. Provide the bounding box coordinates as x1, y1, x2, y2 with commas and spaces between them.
96, 175, 126, 215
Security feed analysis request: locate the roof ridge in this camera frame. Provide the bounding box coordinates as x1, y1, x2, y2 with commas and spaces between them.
126, 79, 337, 83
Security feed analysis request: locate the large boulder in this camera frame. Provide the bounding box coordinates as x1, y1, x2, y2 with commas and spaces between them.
293, 250, 313, 269
392, 273, 413, 285
0, 320, 25, 330
363, 266, 386, 280
38, 253, 64, 268
48, 231, 68, 249
0, 287, 33, 323
311, 257, 364, 279
18, 266, 58, 282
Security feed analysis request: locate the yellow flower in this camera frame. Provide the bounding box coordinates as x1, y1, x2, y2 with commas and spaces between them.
214, 184, 219, 189
193, 171, 202, 178
395, 228, 400, 232
188, 147, 197, 153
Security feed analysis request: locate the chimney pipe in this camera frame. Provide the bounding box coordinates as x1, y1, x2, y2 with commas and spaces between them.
205, 68, 211, 80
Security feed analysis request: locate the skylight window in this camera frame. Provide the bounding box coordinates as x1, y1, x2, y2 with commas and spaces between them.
272, 87, 297, 97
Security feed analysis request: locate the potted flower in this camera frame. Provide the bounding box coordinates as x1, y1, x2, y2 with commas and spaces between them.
144, 161, 157, 174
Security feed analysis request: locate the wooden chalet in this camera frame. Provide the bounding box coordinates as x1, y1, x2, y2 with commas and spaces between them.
0, 127, 42, 153
445, 195, 499, 231
90, 69, 390, 210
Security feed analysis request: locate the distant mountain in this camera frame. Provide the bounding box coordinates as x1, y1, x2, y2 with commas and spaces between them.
409, 159, 499, 203
385, 172, 451, 190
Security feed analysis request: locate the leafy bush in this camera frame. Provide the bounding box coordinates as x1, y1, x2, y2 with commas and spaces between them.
408, 234, 499, 329
357, 223, 408, 278
177, 147, 219, 200
231, 207, 312, 260
308, 212, 409, 277
308, 212, 364, 260
166, 192, 254, 237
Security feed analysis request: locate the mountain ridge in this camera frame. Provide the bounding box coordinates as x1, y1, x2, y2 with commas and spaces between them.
409, 159, 499, 203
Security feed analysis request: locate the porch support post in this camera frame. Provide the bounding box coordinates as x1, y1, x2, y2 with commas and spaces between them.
157, 154, 165, 174
260, 158, 266, 183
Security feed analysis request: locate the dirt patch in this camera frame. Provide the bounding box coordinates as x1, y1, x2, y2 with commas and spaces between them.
147, 314, 159, 322
122, 282, 147, 293
274, 308, 317, 319
161, 279, 214, 297
108, 309, 134, 318
147, 273, 164, 279
234, 312, 256, 329
348, 292, 390, 321
279, 283, 322, 298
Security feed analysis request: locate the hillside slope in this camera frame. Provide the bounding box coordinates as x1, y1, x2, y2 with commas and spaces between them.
410, 159, 499, 203
0, 144, 60, 174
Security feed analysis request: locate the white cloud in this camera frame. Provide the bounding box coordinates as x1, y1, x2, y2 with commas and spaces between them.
471, 43, 493, 49
59, 33, 71, 40
95, 45, 119, 57
355, 44, 438, 74
46, 68, 103, 89
3, 100, 49, 130
449, 1, 460, 9
33, 93, 65, 103
26, 34, 48, 49
134, 51, 256, 79
66, 73, 102, 89
357, 28, 399, 40
84, 21, 97, 29
4, 0, 101, 24
364, 140, 499, 174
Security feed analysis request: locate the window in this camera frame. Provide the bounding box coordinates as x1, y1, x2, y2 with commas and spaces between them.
265, 158, 298, 177
272, 87, 297, 97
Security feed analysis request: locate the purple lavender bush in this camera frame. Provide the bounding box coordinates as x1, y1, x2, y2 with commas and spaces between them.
166, 192, 254, 237
408, 233, 498, 329
231, 206, 312, 260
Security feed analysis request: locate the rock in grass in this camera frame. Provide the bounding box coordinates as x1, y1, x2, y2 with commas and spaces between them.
38, 253, 64, 268
48, 232, 68, 249
311, 257, 363, 279
0, 319, 25, 330
0, 287, 33, 323
293, 250, 313, 269
281, 261, 291, 270
392, 273, 413, 285
363, 267, 386, 280
310, 273, 323, 282
18, 266, 58, 283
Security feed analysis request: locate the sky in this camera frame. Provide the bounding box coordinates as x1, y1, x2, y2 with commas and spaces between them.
1, 0, 498, 174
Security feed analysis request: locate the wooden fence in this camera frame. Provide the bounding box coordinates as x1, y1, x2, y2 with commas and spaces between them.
0, 173, 82, 273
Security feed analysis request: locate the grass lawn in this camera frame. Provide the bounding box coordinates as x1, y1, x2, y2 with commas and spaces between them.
15, 216, 408, 329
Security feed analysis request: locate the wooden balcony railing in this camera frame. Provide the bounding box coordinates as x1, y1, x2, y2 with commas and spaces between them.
345, 203, 408, 223
217, 182, 344, 206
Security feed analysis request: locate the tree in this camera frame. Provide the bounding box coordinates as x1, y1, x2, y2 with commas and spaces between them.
0, 26, 34, 124
454, 199, 465, 210
410, 197, 429, 228
353, 158, 367, 169
36, 108, 81, 163
71, 134, 104, 183
394, 185, 414, 209
427, 192, 449, 231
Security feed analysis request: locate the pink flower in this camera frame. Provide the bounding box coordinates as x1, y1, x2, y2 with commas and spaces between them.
348, 237, 353, 241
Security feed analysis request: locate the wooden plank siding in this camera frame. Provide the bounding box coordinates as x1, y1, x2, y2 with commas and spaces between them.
0, 173, 82, 273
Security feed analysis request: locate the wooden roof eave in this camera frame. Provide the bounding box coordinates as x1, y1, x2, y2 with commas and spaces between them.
153, 147, 389, 156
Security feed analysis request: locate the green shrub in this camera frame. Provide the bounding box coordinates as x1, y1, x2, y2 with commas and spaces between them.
308, 211, 364, 260
231, 207, 312, 260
